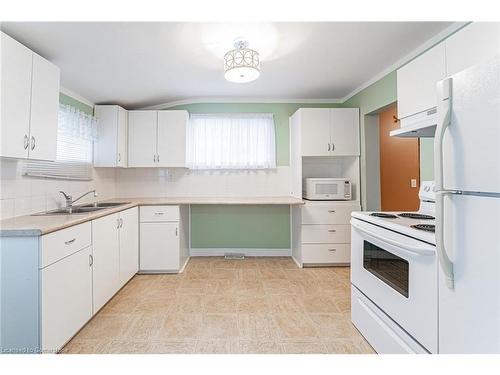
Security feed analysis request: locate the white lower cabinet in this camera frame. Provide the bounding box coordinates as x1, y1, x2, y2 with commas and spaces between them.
293, 201, 360, 266
41, 246, 93, 353
139, 205, 189, 273
92, 213, 121, 313
92, 207, 139, 313
119, 207, 139, 285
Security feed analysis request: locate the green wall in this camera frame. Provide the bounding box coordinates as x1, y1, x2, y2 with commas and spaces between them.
190, 205, 290, 248
167, 102, 340, 249
59, 93, 93, 115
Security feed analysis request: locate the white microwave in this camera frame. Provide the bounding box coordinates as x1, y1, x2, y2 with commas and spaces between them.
303, 178, 352, 200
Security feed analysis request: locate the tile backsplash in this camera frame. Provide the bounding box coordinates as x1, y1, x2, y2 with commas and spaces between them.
0, 159, 116, 219
0, 159, 292, 220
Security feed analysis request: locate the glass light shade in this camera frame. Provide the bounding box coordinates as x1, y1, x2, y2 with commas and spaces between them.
224, 66, 260, 83
224, 41, 260, 83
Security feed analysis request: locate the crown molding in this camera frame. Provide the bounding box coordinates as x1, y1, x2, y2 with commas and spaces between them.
340, 21, 470, 103
139, 97, 343, 110
60, 86, 95, 108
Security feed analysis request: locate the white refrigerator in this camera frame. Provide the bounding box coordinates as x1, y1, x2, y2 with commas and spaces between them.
435, 56, 500, 353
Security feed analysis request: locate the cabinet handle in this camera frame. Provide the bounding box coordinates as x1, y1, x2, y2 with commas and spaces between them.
175, 227, 178, 236
328, 249, 337, 252
154, 212, 164, 215
328, 229, 337, 233
24, 135, 29, 150
331, 142, 335, 152
118, 153, 121, 162
328, 143, 331, 151
157, 154, 160, 163
64, 238, 76, 245
30, 136, 36, 150
117, 218, 120, 229
328, 210, 336, 213
89, 254, 93, 267
153, 155, 156, 162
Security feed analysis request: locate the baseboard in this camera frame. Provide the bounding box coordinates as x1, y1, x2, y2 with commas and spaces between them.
189, 248, 292, 257
179, 256, 190, 273
291, 255, 303, 268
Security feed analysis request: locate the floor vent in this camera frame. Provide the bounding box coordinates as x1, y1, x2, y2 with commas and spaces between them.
224, 253, 245, 260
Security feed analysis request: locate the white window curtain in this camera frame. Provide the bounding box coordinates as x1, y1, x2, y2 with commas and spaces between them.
186, 113, 276, 170
24, 104, 98, 180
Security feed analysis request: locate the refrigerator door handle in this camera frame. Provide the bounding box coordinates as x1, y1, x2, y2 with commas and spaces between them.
435, 77, 454, 289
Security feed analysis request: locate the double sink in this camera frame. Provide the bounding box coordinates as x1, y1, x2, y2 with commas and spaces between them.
33, 202, 130, 216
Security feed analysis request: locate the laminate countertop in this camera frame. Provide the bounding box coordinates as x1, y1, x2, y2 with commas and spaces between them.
0, 196, 304, 237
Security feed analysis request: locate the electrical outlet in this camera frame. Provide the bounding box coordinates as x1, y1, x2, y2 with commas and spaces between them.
411, 179, 417, 188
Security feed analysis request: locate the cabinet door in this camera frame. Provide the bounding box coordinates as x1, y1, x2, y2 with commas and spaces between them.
0, 32, 32, 159
119, 207, 138, 286
330, 108, 360, 155
128, 111, 158, 167
299, 108, 331, 156
28, 53, 60, 161
397, 42, 446, 119
446, 22, 500, 76
41, 246, 92, 352
92, 213, 120, 313
140, 222, 179, 271
157, 110, 188, 167
117, 107, 128, 167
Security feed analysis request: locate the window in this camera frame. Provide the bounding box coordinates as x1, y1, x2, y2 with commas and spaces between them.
24, 104, 97, 180
186, 113, 276, 170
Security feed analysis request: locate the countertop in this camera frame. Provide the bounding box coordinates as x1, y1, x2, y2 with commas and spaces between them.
0, 196, 304, 237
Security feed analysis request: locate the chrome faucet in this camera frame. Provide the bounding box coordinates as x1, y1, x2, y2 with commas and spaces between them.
59, 190, 98, 208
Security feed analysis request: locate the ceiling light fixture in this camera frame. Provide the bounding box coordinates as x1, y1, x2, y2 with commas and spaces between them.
224, 39, 260, 83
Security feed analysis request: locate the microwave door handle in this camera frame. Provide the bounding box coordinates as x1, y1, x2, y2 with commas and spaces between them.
350, 220, 435, 256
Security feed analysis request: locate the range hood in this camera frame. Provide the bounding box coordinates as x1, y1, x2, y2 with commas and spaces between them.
390, 107, 437, 138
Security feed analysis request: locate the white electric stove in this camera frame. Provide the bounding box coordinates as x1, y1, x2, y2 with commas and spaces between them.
350, 181, 438, 354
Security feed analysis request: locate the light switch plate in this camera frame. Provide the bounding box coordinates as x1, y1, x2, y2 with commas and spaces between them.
411, 179, 417, 188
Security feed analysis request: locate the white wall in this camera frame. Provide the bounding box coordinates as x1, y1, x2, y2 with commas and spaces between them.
114, 166, 292, 198
0, 159, 116, 219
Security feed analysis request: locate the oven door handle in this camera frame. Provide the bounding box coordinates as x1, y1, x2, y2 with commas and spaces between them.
351, 220, 435, 256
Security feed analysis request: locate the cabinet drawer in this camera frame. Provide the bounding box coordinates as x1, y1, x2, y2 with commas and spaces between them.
301, 243, 351, 264
301, 224, 350, 244
41, 222, 92, 268
140, 205, 179, 222
302, 203, 359, 224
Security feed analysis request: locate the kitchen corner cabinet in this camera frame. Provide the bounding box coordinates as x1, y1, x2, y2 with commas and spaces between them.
296, 108, 360, 157
94, 105, 128, 167
0, 32, 60, 161
139, 205, 189, 273
92, 207, 138, 313
397, 42, 446, 119
128, 110, 188, 168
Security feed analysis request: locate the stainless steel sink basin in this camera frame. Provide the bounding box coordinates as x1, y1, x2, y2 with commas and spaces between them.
32, 206, 107, 216
80, 202, 130, 208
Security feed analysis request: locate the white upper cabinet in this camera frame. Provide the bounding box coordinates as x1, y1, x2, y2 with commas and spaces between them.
446, 22, 500, 76
128, 111, 158, 167
299, 108, 331, 156
94, 105, 128, 167
128, 110, 188, 168
397, 42, 446, 119
297, 108, 359, 157
1, 32, 33, 159
29, 54, 60, 161
157, 110, 188, 167
0, 32, 60, 161
331, 108, 360, 156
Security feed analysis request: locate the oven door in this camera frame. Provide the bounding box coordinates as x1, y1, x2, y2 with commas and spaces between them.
350, 218, 438, 353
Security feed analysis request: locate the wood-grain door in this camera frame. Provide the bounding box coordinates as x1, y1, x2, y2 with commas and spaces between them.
379, 105, 420, 211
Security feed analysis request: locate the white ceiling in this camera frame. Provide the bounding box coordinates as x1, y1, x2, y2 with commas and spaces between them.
1, 22, 454, 108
